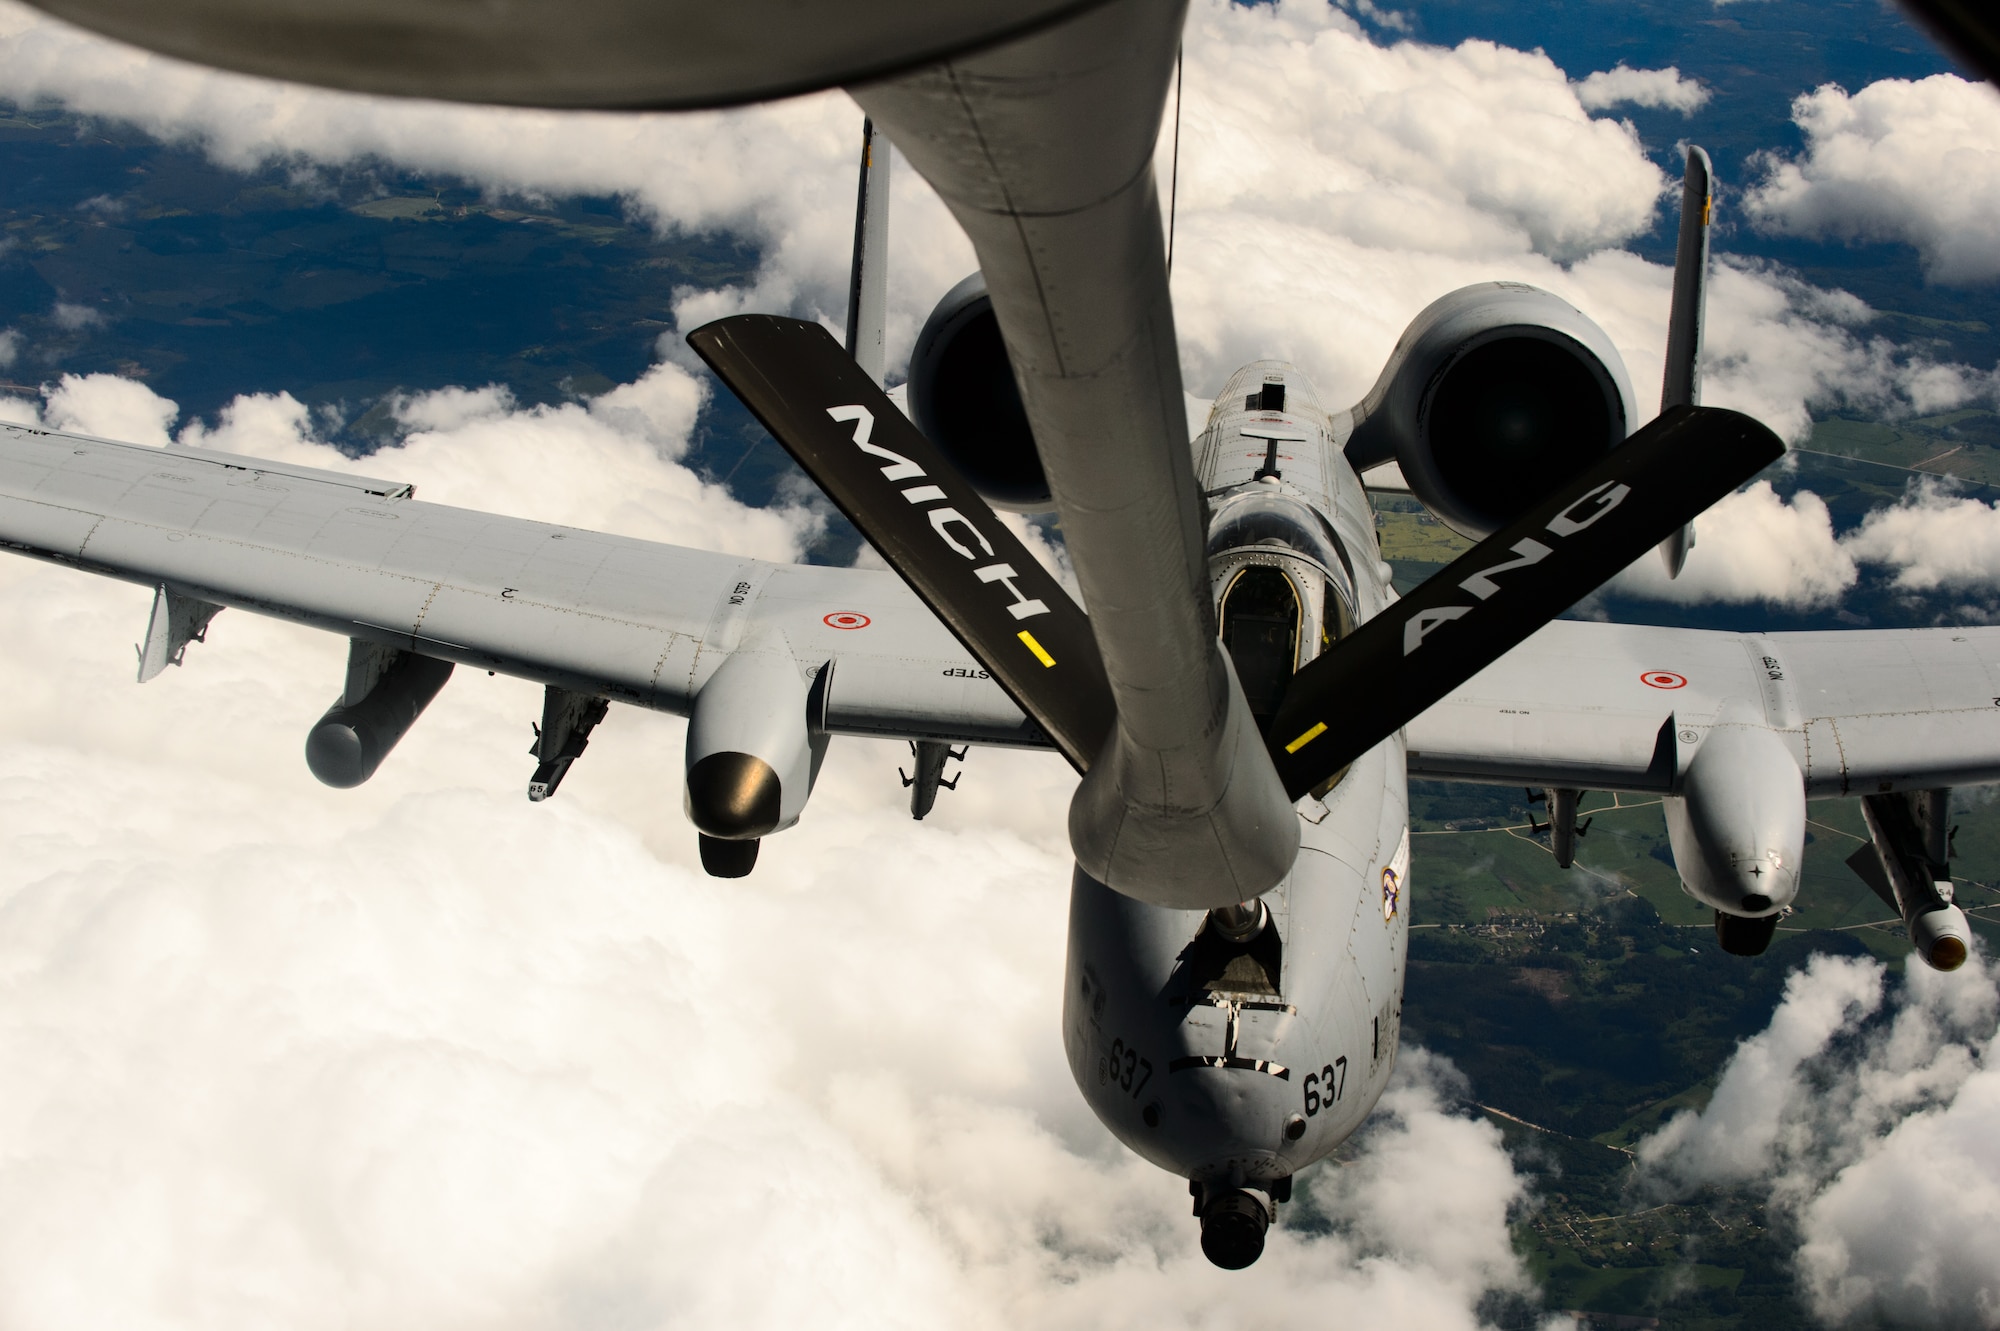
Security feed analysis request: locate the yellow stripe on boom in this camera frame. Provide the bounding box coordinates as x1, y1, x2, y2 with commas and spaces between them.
1285, 721, 1327, 754
1018, 630, 1056, 667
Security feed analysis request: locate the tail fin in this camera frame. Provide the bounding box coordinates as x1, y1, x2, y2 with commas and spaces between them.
843, 117, 891, 388
1657, 145, 1713, 578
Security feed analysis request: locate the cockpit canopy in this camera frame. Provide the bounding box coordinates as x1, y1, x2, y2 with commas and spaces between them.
1206, 490, 1356, 743
1204, 491, 1350, 579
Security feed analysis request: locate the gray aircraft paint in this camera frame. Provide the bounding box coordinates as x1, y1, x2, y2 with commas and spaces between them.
0, 305, 1996, 1220
9, 0, 1995, 1258
5, 413, 1998, 822
853, 0, 1303, 907
3, 374, 1999, 1208
1065, 362, 1409, 1191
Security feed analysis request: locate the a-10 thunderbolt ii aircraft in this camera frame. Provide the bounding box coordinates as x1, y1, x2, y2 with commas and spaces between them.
12, 0, 2000, 1271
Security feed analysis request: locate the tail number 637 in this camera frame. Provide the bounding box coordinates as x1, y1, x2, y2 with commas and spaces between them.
1302, 1057, 1347, 1115
1102, 1036, 1154, 1097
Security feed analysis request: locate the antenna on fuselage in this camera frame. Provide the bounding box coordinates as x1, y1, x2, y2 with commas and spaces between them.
844, 116, 891, 388
1166, 44, 1184, 276
1656, 145, 1713, 579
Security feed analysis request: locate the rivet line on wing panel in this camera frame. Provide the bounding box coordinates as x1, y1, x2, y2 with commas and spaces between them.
647, 639, 689, 697
131, 521, 684, 636
409, 581, 444, 636
73, 515, 106, 558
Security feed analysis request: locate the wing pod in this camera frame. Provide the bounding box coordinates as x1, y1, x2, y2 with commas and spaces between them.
1269, 405, 1785, 799
908, 273, 1051, 512
1344, 282, 1637, 541
1663, 705, 1804, 955
684, 643, 828, 866
1852, 790, 1972, 972
305, 641, 454, 788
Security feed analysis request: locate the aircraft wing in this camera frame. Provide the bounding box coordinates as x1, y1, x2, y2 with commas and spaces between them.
0, 420, 1047, 748
1407, 619, 2000, 797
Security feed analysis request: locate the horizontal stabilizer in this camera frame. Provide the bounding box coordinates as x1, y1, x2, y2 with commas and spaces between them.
1267, 404, 1785, 799
688, 314, 1115, 772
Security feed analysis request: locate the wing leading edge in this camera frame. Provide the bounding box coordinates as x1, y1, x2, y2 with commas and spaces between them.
13, 420, 1999, 800
1407, 618, 2000, 796
0, 420, 1046, 749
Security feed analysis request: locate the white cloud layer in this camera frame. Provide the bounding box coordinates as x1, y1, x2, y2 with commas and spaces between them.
1611, 480, 1857, 607
1745, 75, 2000, 284
1, 365, 811, 555
1611, 476, 2000, 610
0, 0, 974, 376
0, 4, 1997, 1312
1158, 4, 1992, 435
49, 299, 103, 332
0, 365, 1550, 1329
1, 0, 1991, 441
1574, 64, 1711, 115
1845, 480, 2000, 593
1637, 951, 2000, 1327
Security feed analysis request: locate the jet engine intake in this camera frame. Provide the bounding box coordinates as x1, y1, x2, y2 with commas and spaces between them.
1664, 708, 1804, 953
684, 644, 829, 875
1345, 283, 1636, 540
908, 272, 1051, 512
305, 642, 454, 788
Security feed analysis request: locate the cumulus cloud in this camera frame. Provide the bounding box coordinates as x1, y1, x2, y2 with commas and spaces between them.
390, 382, 516, 434
5, 0, 1989, 446
1637, 951, 2000, 1327
1844, 480, 2000, 593
1155, 4, 1993, 441
0, 328, 20, 368
1574, 64, 1711, 115
1310, 1049, 1538, 1300
49, 300, 104, 332
1611, 480, 1857, 607
1745, 75, 2000, 284
1609, 474, 2000, 610
1637, 954, 1884, 1190
170, 364, 798, 553
3, 2, 1997, 1312
1163, 2, 1670, 400
0, 0, 972, 374
0, 357, 1548, 1327
1330, 0, 1412, 34
41, 370, 178, 443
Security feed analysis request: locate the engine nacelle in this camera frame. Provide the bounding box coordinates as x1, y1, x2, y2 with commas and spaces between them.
1664, 711, 1804, 927
684, 643, 828, 853
305, 645, 453, 788
908, 272, 1051, 512
1345, 282, 1636, 540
